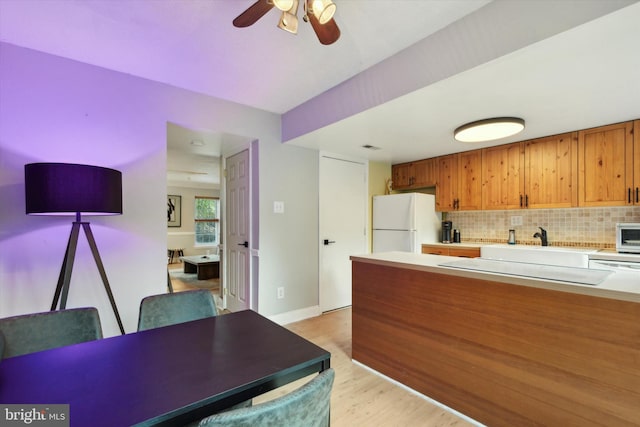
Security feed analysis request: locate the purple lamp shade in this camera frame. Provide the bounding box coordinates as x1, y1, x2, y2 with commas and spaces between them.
25, 163, 122, 216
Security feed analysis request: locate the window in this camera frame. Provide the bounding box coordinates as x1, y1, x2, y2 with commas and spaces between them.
194, 196, 220, 246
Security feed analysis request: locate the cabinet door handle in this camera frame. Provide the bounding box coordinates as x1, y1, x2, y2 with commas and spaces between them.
636, 187, 639, 203
629, 188, 632, 204
525, 195, 529, 208
520, 195, 523, 208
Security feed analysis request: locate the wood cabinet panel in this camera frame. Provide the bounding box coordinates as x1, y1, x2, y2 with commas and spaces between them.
421, 245, 449, 255
435, 152, 481, 211
391, 163, 410, 188
391, 159, 436, 190
435, 154, 457, 211
421, 244, 480, 258
481, 142, 524, 210
457, 150, 482, 210
578, 121, 634, 206
525, 132, 578, 208
635, 120, 640, 204
447, 247, 480, 258
411, 158, 436, 188
353, 261, 640, 427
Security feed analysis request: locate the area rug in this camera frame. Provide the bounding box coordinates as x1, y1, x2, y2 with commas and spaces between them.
169, 269, 220, 290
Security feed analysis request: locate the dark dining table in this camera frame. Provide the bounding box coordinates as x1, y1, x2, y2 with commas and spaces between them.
0, 309, 331, 426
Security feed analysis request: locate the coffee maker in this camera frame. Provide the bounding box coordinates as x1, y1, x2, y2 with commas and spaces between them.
441, 221, 453, 243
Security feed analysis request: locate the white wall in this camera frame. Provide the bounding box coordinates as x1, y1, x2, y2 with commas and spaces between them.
0, 42, 320, 335
257, 140, 319, 316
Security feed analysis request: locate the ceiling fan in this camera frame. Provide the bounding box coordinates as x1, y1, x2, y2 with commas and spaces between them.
233, 0, 340, 45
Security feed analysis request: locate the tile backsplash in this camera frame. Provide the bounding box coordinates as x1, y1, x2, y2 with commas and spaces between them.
447, 207, 640, 249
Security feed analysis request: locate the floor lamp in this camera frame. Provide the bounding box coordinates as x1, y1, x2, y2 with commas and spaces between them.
24, 162, 125, 335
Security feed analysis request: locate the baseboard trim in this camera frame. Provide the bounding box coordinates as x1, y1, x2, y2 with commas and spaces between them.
267, 305, 322, 325
352, 359, 485, 427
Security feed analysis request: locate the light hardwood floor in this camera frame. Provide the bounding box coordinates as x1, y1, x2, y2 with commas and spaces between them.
254, 308, 476, 427
169, 263, 475, 425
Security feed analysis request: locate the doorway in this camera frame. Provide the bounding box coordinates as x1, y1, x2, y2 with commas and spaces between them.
319, 153, 367, 312
166, 123, 253, 312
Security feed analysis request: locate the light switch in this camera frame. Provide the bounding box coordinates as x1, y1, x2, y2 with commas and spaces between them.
273, 201, 285, 214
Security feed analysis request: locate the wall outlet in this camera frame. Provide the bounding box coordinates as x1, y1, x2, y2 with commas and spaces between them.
511, 216, 523, 226
277, 287, 285, 299
273, 201, 285, 214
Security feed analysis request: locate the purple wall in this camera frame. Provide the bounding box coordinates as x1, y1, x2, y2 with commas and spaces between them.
0, 42, 281, 335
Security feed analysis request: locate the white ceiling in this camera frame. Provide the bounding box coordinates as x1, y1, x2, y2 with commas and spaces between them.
2, 0, 640, 187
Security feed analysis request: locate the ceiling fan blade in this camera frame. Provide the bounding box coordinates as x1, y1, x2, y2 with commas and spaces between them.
233, 0, 275, 28
307, 13, 340, 45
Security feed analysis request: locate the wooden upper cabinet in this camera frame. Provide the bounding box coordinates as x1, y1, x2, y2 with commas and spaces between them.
435, 152, 481, 211
524, 132, 578, 209
392, 163, 411, 188
578, 121, 634, 206
411, 158, 437, 188
457, 150, 482, 210
402, 119, 636, 210
435, 154, 458, 211
392, 159, 436, 190
482, 142, 524, 210
634, 120, 640, 205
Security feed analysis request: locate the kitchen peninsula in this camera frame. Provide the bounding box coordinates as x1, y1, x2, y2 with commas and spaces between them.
351, 252, 640, 427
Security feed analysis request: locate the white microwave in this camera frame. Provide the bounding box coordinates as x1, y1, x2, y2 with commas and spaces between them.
616, 223, 640, 253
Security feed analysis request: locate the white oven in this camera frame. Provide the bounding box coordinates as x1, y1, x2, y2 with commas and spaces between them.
616, 223, 640, 254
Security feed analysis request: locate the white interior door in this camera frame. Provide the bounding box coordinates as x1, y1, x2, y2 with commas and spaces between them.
225, 149, 250, 312
319, 154, 367, 312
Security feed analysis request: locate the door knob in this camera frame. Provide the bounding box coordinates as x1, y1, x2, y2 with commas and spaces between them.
323, 239, 336, 245
238, 241, 248, 248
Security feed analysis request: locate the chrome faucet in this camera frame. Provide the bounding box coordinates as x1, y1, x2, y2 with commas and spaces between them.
533, 227, 548, 246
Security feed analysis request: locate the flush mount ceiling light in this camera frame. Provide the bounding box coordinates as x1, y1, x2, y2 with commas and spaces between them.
233, 0, 340, 45
454, 117, 525, 143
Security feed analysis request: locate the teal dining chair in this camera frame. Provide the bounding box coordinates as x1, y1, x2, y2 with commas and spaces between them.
186, 368, 335, 427
137, 289, 217, 331
0, 307, 103, 359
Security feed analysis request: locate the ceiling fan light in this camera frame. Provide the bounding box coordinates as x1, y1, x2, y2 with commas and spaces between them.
278, 11, 299, 34
272, 0, 295, 12
311, 0, 336, 24
454, 117, 525, 143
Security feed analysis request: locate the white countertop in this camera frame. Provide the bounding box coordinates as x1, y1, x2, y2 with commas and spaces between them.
351, 251, 640, 303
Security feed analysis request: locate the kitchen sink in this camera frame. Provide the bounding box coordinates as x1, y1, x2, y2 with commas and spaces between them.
480, 244, 599, 268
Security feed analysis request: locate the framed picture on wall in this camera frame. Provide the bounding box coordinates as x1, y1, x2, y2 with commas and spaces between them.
167, 195, 181, 227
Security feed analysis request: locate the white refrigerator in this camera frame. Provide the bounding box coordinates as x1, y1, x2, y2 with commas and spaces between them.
372, 193, 441, 253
